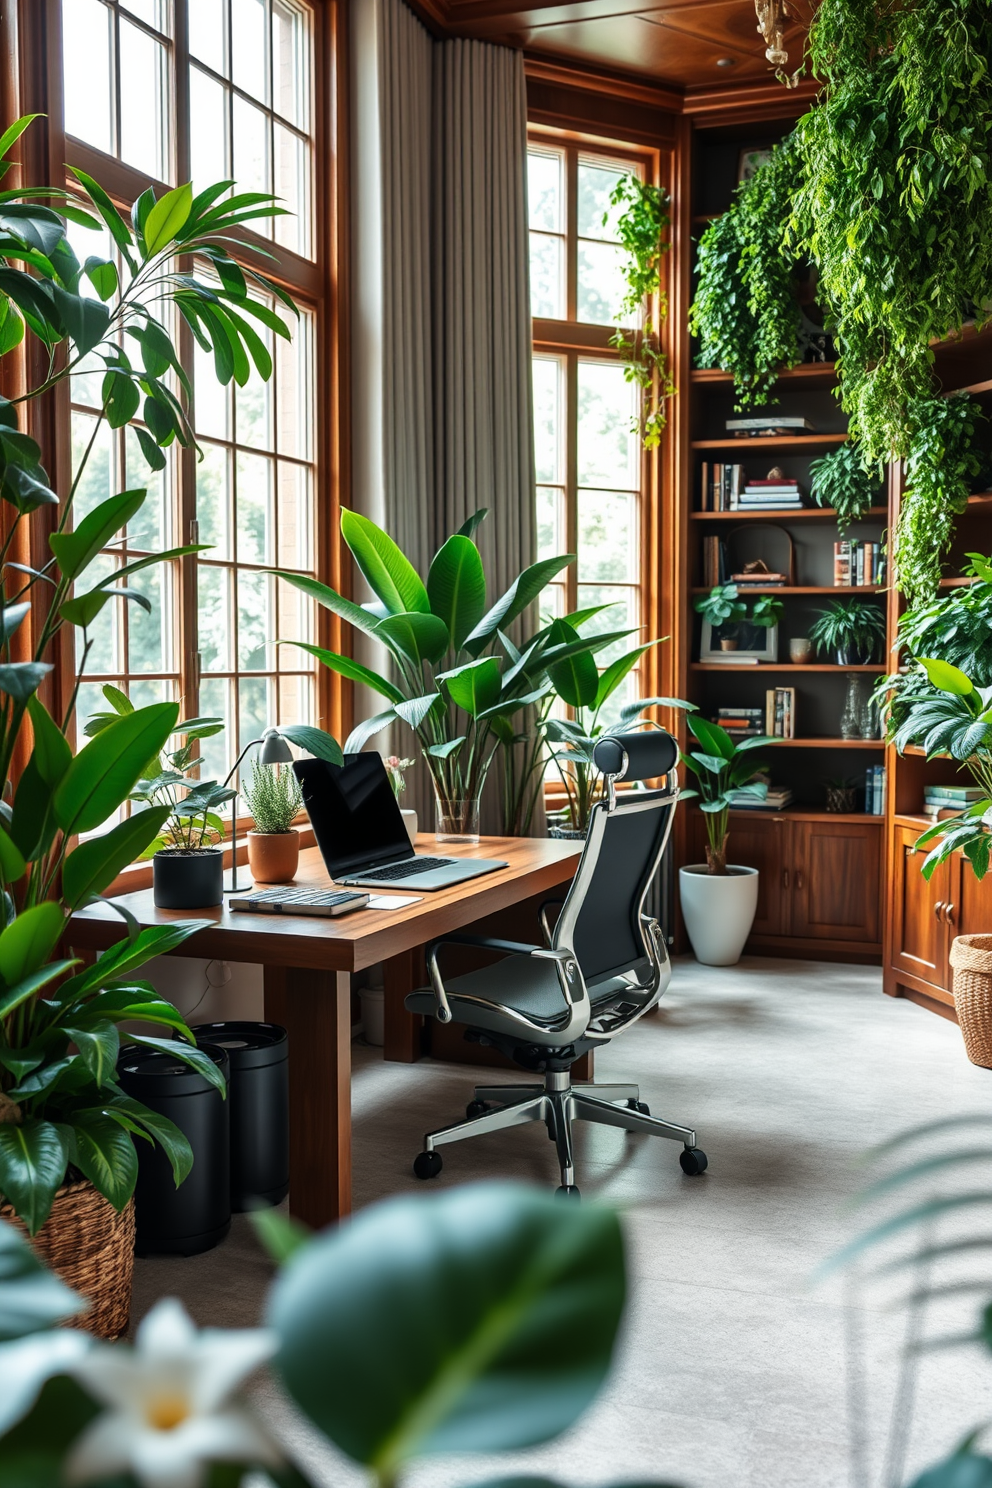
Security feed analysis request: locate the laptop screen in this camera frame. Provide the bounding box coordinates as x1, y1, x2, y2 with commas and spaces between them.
294, 754, 412, 878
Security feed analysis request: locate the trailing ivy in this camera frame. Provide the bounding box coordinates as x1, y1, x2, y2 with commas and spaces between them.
608, 176, 675, 449
689, 137, 802, 410
895, 394, 986, 604
809, 442, 883, 532
791, 0, 992, 464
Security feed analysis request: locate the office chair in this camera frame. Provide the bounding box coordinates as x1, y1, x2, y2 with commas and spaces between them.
405, 730, 706, 1196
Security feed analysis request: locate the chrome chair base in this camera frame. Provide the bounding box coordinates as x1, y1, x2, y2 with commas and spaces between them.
418, 1069, 700, 1190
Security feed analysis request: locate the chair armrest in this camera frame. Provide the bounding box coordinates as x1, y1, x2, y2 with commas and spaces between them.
532, 946, 588, 1009
425, 934, 543, 1023
539, 899, 564, 948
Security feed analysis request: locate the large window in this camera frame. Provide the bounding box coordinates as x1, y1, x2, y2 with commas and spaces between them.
528, 135, 650, 724
56, 0, 326, 783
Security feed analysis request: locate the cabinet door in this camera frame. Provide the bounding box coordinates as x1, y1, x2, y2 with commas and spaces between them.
891, 825, 951, 988
950, 854, 992, 939
687, 812, 789, 937
791, 820, 882, 943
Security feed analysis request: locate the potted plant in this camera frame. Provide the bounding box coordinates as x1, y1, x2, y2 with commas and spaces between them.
241, 758, 305, 883
809, 599, 887, 665
896, 551, 992, 683
678, 715, 775, 965
0, 117, 295, 1325
824, 775, 858, 813
384, 756, 417, 845
275, 513, 629, 840
694, 584, 783, 652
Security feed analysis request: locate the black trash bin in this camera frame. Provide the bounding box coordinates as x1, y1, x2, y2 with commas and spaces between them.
117, 1041, 230, 1256
191, 1021, 289, 1211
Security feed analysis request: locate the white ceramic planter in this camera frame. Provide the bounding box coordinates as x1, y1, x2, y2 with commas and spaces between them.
400, 808, 418, 846
679, 864, 759, 966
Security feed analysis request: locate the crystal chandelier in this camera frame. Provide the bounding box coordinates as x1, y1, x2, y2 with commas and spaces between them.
754, 0, 790, 68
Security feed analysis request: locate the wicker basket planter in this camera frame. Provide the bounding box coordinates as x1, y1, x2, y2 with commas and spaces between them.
950, 934, 992, 1069
0, 1179, 135, 1340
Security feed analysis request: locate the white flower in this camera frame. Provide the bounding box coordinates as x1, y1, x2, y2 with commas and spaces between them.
0, 1329, 91, 1434
65, 1298, 280, 1488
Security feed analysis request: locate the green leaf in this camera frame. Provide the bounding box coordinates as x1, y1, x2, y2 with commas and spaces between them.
128, 1034, 227, 1097
70, 919, 206, 986
0, 902, 64, 986
269, 1183, 624, 1471
49, 488, 146, 581
63, 1108, 137, 1209
546, 621, 599, 709
0, 297, 23, 355
291, 642, 404, 704
62, 807, 170, 909
0, 825, 25, 885
686, 713, 735, 761
49, 286, 110, 357
83, 255, 117, 301
60, 584, 151, 627
0, 116, 43, 162
251, 1208, 311, 1266
26, 697, 71, 794
103, 1091, 193, 1186
919, 657, 975, 696
464, 555, 576, 657
0, 1121, 68, 1235
68, 168, 135, 264
102, 369, 140, 429
438, 657, 501, 716
427, 535, 486, 650
63, 1021, 120, 1088
134, 425, 167, 471
0, 1215, 83, 1340
394, 693, 443, 731
344, 709, 397, 754
276, 724, 343, 765
0, 660, 51, 702
341, 511, 431, 616
54, 701, 179, 835
273, 571, 388, 644
595, 642, 663, 711
0, 960, 78, 1021
907, 1455, 992, 1488
10, 757, 57, 863
376, 612, 450, 666
456, 508, 489, 540
143, 182, 193, 255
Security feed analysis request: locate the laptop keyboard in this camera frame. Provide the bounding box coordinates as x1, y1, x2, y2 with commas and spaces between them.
357, 857, 454, 882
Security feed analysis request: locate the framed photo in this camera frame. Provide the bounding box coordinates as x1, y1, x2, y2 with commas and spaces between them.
737, 147, 774, 184
701, 620, 779, 663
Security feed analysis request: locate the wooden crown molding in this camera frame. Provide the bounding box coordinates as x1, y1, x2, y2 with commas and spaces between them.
523, 54, 682, 112
683, 74, 820, 119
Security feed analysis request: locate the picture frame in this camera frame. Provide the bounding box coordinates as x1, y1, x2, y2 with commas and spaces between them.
737, 147, 774, 184
700, 619, 779, 663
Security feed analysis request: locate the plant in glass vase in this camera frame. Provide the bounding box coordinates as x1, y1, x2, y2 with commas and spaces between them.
0, 117, 307, 1310
384, 755, 418, 846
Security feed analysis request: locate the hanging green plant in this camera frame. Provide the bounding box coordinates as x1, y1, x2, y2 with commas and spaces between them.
809, 442, 883, 531
894, 393, 987, 604
791, 0, 992, 464
606, 175, 675, 449
689, 137, 803, 410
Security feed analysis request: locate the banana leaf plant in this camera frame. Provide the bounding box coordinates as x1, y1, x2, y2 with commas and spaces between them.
276, 510, 633, 832
0, 116, 303, 1232
678, 715, 776, 875
544, 621, 687, 834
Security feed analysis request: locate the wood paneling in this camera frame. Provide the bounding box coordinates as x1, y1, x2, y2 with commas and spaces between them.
891, 826, 949, 990
791, 819, 881, 943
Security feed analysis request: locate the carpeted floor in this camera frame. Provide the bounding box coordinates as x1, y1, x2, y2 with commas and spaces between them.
132, 956, 992, 1488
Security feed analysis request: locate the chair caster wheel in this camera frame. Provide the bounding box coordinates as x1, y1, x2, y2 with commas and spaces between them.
556, 1184, 581, 1200
466, 1099, 489, 1119
414, 1150, 442, 1180
680, 1147, 708, 1176
627, 1099, 651, 1115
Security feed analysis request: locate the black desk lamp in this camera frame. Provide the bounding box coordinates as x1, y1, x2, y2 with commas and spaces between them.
223, 726, 297, 895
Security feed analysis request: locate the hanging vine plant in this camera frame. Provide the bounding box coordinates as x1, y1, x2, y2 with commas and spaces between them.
607, 175, 675, 449
791, 0, 992, 465
809, 441, 884, 532
689, 136, 803, 410
894, 393, 987, 604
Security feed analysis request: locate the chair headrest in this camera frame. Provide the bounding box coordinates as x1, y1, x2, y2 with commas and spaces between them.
593, 730, 678, 784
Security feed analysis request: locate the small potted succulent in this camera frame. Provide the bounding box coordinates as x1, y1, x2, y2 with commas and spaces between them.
694, 584, 783, 652
242, 759, 304, 882
384, 756, 418, 845
809, 599, 886, 665
824, 775, 858, 813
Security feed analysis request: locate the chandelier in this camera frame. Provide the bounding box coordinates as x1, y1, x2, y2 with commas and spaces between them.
754, 0, 791, 69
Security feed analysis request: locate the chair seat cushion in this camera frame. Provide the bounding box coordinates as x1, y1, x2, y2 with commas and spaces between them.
404, 954, 632, 1044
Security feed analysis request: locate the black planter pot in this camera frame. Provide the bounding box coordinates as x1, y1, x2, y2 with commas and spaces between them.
117, 1041, 230, 1256
835, 643, 875, 666
191, 1021, 289, 1210
153, 848, 223, 908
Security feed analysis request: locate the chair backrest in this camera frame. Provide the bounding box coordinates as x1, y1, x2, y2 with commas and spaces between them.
553, 730, 678, 988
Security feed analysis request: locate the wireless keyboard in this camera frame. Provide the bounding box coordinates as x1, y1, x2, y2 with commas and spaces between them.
355, 857, 454, 882
229, 888, 370, 916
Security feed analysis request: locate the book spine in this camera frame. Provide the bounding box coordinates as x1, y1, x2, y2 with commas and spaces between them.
765, 689, 775, 736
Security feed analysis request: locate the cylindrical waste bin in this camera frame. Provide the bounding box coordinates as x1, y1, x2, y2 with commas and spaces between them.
117, 1041, 230, 1255
191, 1021, 289, 1210
950, 934, 992, 1068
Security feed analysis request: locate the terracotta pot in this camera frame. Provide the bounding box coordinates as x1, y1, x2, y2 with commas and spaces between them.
719, 636, 738, 652
248, 828, 300, 883
1, 1180, 134, 1339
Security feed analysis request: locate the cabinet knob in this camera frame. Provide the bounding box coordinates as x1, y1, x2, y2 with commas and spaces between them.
794, 869, 804, 891
934, 901, 945, 920
945, 902, 956, 925
782, 868, 790, 889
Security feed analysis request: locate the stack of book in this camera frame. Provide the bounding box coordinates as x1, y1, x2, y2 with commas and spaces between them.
834, 540, 885, 586
731, 569, 789, 587
726, 783, 794, 810
866, 765, 887, 816
922, 783, 985, 820
700, 463, 743, 511
716, 706, 764, 738
764, 686, 796, 738
726, 416, 816, 438
739, 477, 804, 511
701, 535, 729, 586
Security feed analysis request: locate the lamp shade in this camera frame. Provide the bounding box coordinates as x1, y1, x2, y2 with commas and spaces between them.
259, 728, 295, 765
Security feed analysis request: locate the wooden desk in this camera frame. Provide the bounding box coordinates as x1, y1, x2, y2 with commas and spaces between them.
67, 836, 581, 1228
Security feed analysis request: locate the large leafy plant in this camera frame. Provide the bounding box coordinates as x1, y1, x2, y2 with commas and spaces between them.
0, 117, 299, 1231
897, 552, 992, 685
679, 716, 774, 875
809, 441, 882, 531
894, 394, 987, 604
275, 511, 631, 831
607, 175, 675, 449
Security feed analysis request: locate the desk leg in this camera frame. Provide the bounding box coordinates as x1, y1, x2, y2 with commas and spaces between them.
383, 949, 424, 1063
264, 966, 352, 1227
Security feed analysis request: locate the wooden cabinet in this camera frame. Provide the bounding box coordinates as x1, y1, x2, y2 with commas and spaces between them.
886, 824, 992, 1011
685, 810, 882, 958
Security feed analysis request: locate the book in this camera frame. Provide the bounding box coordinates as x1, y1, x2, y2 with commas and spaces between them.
922, 804, 971, 822
742, 483, 801, 494
923, 784, 983, 801
764, 686, 796, 738
866, 765, 888, 816
726, 416, 816, 432
709, 654, 760, 665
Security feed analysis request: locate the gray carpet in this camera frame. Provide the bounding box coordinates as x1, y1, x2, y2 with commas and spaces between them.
132, 957, 992, 1488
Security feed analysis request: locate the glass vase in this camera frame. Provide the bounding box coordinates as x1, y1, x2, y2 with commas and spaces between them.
840, 674, 867, 741
435, 797, 480, 844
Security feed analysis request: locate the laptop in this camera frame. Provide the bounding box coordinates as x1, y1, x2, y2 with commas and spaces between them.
294, 754, 508, 892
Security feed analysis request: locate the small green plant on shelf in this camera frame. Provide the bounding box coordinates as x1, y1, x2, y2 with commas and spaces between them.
896, 551, 992, 686
885, 658, 992, 881
679, 716, 774, 875
694, 584, 783, 641
823, 775, 858, 813
894, 393, 988, 605
808, 599, 886, 665
607, 175, 675, 449
242, 758, 303, 835
809, 442, 882, 531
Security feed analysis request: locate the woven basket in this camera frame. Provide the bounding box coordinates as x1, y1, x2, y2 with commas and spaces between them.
950, 934, 992, 1069
0, 1180, 135, 1340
